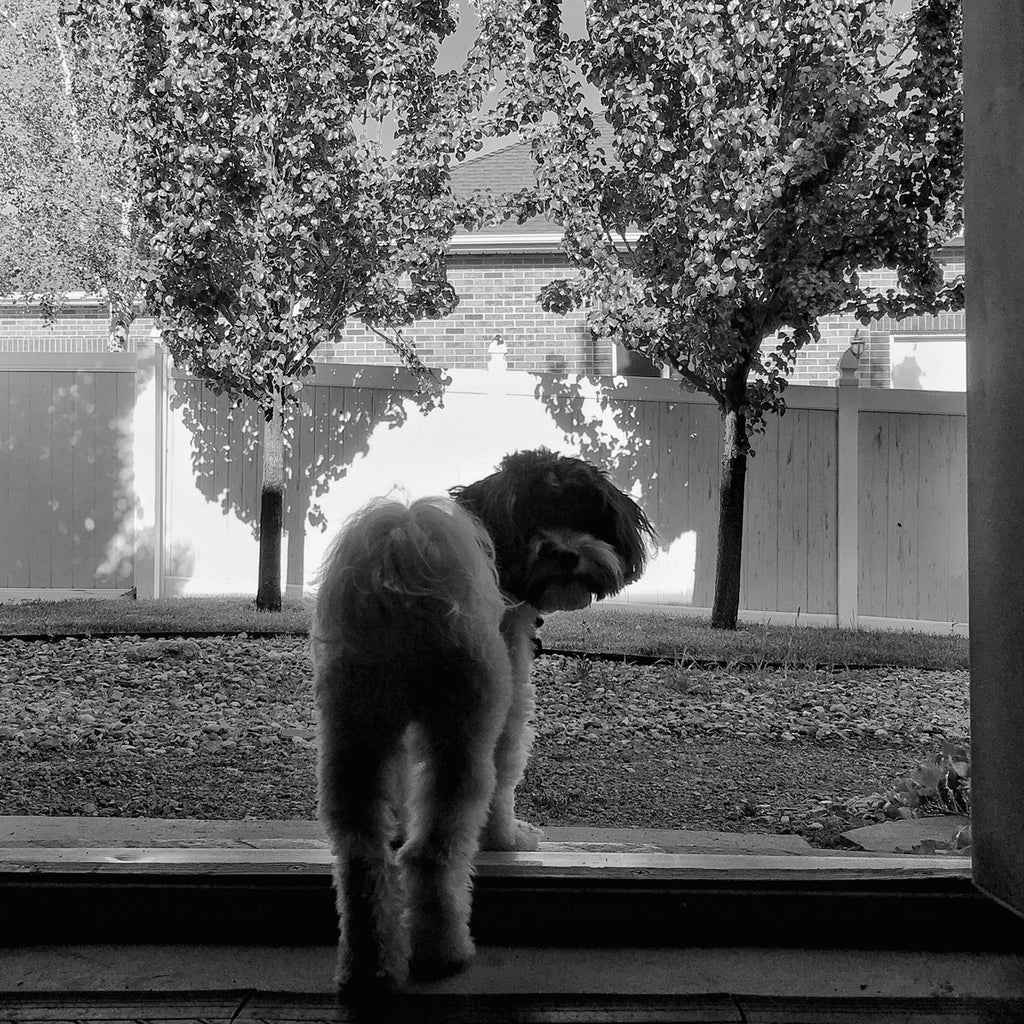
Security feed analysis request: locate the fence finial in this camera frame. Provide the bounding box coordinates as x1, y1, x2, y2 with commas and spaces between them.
487, 333, 507, 373
838, 335, 862, 387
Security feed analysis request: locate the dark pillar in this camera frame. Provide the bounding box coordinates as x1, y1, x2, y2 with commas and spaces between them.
965, 0, 1024, 917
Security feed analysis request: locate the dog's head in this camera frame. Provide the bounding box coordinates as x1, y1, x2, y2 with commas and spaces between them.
451, 448, 655, 612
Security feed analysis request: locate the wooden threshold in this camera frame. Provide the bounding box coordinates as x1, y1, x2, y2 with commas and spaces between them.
4, 990, 744, 1024
1, 990, 1022, 1023
0, 845, 1018, 953
0, 844, 976, 876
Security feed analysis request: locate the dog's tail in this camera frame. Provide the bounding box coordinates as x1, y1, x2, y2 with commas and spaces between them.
313, 496, 506, 661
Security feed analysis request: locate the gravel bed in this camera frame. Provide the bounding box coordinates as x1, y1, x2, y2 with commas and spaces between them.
0, 635, 970, 846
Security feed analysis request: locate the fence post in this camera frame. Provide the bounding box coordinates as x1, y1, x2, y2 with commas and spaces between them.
133, 328, 166, 599
836, 345, 861, 628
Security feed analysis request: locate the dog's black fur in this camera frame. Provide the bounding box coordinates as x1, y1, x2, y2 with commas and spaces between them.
451, 448, 655, 609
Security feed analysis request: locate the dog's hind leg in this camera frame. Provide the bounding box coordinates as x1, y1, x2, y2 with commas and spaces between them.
401, 653, 510, 980
317, 673, 411, 991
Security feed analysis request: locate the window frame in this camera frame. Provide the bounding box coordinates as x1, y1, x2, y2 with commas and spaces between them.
610, 341, 671, 379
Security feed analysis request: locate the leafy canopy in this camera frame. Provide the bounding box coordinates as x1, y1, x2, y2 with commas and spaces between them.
462, 0, 963, 435
127, 0, 463, 410
0, 0, 144, 338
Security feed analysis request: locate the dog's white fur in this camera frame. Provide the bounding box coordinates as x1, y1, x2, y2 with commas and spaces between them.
313, 497, 512, 988
314, 454, 651, 991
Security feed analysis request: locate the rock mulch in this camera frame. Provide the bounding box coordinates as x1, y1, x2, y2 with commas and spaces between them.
0, 635, 970, 848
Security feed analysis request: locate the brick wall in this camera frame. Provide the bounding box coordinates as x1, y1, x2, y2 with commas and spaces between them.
318, 253, 602, 374
0, 303, 152, 353
785, 253, 965, 387
1, 250, 964, 389
0, 254, 603, 374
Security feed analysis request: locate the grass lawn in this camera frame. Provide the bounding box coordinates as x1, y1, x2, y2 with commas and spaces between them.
0, 595, 312, 637
0, 595, 969, 670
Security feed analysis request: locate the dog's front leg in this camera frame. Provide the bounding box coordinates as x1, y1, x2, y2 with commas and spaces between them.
479, 606, 543, 852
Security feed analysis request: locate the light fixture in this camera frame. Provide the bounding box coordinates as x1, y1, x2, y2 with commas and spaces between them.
850, 329, 866, 360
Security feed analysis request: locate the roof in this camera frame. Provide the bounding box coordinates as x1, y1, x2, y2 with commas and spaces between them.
451, 136, 552, 238
449, 129, 965, 252
451, 135, 540, 194
449, 124, 619, 239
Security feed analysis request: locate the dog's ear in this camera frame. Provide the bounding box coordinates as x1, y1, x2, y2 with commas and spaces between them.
599, 479, 656, 585
449, 469, 518, 552
450, 452, 551, 599
449, 449, 550, 528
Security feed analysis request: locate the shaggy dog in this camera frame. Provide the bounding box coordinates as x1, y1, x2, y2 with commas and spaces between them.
313, 449, 654, 991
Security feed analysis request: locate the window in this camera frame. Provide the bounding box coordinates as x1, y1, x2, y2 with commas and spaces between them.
890, 334, 966, 392
611, 342, 669, 378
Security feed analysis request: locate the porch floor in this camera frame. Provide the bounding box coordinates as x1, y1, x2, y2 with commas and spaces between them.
2, 944, 1024, 1023
2, 819, 1021, 1021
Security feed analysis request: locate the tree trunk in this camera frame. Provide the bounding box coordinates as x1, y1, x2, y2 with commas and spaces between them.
255, 392, 285, 612
106, 297, 133, 353
711, 407, 749, 630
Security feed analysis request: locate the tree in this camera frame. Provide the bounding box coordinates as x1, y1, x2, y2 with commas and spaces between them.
125, 0, 462, 610
464, 0, 963, 629
0, 0, 145, 349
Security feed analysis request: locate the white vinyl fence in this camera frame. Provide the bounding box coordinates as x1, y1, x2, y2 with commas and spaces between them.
0, 338, 968, 633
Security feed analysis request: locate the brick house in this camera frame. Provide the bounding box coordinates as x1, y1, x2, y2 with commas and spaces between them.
0, 134, 965, 390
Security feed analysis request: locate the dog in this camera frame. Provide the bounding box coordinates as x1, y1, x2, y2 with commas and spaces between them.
313, 449, 654, 991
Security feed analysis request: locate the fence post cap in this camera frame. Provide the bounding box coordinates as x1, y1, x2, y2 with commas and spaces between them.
487, 333, 508, 373
837, 345, 861, 386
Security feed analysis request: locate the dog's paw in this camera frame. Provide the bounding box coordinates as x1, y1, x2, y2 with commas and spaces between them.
337, 970, 405, 1000
409, 948, 474, 983
480, 817, 543, 852
335, 941, 409, 996
409, 926, 474, 982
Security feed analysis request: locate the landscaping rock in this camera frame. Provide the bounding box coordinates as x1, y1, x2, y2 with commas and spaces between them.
125, 640, 202, 662
0, 637, 970, 848
840, 815, 970, 853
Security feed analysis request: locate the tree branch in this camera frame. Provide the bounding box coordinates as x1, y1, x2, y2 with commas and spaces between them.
49, 16, 82, 158
364, 321, 443, 396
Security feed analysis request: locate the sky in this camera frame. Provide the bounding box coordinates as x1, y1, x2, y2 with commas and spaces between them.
436, 0, 916, 158
436, 0, 587, 72
438, 0, 914, 70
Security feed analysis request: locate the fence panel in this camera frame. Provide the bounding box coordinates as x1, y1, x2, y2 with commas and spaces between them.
0, 363, 134, 590
740, 407, 840, 618
742, 413, 783, 612
0, 351, 970, 630
164, 373, 263, 592
858, 407, 968, 624
806, 407, 839, 616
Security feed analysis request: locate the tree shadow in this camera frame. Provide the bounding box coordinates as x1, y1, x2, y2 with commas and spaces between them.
159, 361, 724, 604
527, 372, 719, 607
165, 368, 440, 591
